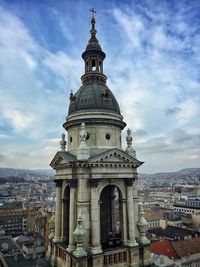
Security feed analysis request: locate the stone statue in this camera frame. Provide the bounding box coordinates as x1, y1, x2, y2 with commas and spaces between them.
77, 123, 90, 160
60, 133, 66, 151
125, 128, 136, 158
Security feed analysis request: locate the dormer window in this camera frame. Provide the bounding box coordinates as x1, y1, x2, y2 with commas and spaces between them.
102, 88, 111, 101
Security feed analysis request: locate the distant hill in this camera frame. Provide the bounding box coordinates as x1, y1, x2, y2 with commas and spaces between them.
0, 168, 55, 178
139, 168, 200, 181
178, 168, 200, 174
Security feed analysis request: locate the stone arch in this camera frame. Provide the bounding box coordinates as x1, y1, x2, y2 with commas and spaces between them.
98, 181, 125, 250
97, 179, 126, 200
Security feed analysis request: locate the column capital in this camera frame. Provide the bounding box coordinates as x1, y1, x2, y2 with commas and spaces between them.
54, 179, 62, 187
125, 178, 133, 186
69, 179, 77, 188
89, 178, 99, 187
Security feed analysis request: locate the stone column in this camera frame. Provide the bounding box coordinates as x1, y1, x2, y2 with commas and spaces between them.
126, 179, 138, 247
121, 198, 128, 246
53, 179, 62, 243
133, 174, 139, 238
67, 179, 77, 252
90, 179, 102, 254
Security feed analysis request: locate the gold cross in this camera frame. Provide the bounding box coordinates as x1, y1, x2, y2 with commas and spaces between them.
89, 8, 96, 17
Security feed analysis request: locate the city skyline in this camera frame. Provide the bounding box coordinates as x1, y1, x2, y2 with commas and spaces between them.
0, 0, 200, 173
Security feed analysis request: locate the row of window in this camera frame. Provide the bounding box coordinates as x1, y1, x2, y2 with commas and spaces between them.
148, 221, 160, 228
174, 208, 196, 213
69, 133, 111, 143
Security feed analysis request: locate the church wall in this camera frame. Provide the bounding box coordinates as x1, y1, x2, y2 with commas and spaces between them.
67, 123, 122, 154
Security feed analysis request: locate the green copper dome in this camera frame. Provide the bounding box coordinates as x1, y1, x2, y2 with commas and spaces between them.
68, 82, 121, 115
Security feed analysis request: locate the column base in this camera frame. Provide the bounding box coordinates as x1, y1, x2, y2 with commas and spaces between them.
73, 247, 87, 258
127, 239, 138, 247
90, 246, 102, 255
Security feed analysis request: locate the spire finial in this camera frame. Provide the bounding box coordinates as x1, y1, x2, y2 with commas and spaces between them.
89, 8, 97, 37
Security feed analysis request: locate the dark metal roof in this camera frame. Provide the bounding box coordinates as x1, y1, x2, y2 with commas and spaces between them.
68, 83, 121, 115
148, 225, 200, 240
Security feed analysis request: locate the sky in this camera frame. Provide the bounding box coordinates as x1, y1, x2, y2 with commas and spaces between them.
0, 0, 200, 173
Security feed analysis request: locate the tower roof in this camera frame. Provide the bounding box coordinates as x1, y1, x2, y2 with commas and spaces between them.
67, 10, 121, 117
68, 83, 120, 115
82, 8, 105, 59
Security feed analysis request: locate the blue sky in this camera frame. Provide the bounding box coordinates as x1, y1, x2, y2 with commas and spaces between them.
0, 0, 200, 173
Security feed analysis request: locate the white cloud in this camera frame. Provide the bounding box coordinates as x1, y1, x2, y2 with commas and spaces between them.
112, 8, 144, 48
0, 2, 199, 173
43, 51, 81, 89
4, 109, 34, 132
176, 99, 199, 126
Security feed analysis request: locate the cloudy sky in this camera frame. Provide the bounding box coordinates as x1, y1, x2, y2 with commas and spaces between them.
0, 0, 199, 173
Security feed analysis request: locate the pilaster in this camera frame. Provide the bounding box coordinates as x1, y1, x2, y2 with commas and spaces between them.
89, 179, 102, 255
77, 177, 90, 250
67, 179, 78, 252
125, 179, 138, 247
121, 198, 128, 246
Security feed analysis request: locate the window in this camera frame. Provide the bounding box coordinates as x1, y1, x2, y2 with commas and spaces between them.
106, 134, 110, 140
92, 59, 96, 71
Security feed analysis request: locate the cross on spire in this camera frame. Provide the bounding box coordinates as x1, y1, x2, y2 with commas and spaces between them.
89, 8, 96, 18
89, 8, 96, 36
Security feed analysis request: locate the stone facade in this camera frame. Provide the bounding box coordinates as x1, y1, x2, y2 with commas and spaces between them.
47, 11, 151, 267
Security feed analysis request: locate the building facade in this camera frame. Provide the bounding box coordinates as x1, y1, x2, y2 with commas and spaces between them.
47, 12, 151, 267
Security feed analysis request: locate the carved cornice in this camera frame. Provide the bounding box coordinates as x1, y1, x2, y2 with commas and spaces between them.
53, 162, 140, 170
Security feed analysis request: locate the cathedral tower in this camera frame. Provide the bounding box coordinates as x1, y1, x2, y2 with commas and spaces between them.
47, 10, 151, 267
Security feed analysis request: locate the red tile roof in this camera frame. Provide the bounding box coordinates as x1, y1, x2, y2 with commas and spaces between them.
149, 240, 178, 259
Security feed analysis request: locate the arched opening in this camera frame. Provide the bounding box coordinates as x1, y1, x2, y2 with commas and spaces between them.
62, 185, 70, 244
100, 185, 122, 250
92, 59, 96, 71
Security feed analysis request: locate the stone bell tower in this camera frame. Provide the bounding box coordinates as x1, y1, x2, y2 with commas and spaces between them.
47, 9, 151, 267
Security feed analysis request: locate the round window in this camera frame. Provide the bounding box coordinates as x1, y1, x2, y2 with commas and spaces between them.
106, 134, 110, 140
